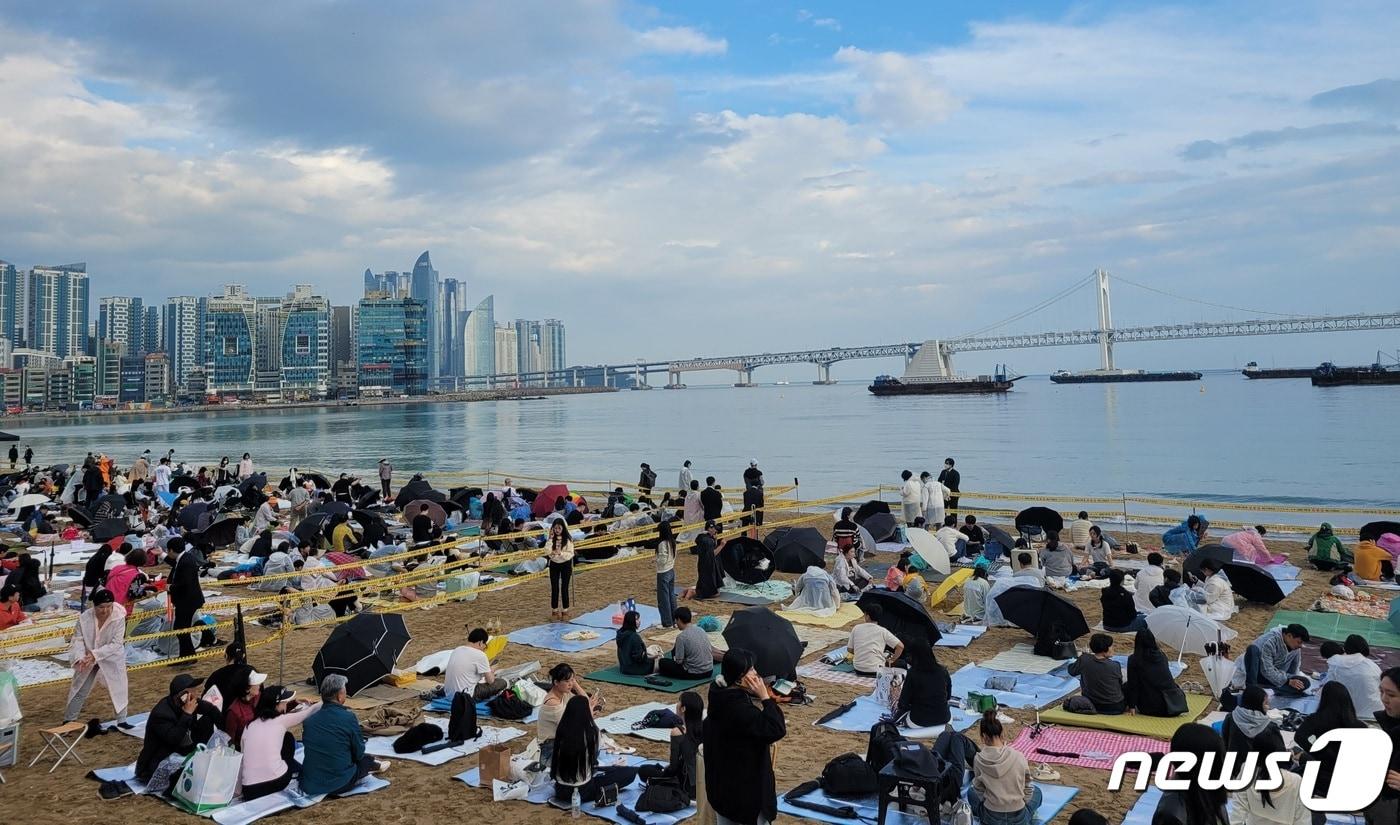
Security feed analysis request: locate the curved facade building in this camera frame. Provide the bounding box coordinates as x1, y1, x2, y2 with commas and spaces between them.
463, 295, 495, 384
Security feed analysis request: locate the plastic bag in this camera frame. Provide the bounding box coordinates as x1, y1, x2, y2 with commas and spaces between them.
172, 743, 242, 813
0, 669, 21, 725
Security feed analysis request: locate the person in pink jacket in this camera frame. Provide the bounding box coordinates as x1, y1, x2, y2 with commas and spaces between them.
1222, 525, 1285, 566
64, 589, 129, 727
104, 547, 151, 611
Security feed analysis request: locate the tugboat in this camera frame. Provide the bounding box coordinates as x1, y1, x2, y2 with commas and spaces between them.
1050, 368, 1201, 384
1311, 353, 1400, 387
1242, 361, 1314, 379
869, 364, 1019, 396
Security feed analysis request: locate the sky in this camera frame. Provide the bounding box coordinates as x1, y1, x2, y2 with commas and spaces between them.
1, 0, 1398, 376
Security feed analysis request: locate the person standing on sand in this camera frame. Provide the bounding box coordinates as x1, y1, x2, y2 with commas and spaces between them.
546, 519, 575, 620
700, 477, 723, 523
7, 444, 16, 468
22, 445, 32, 466
679, 460, 694, 492
899, 470, 921, 525
938, 457, 960, 514
238, 452, 254, 480
377, 458, 392, 498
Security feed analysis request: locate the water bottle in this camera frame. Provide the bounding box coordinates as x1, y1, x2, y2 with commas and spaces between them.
571, 787, 581, 819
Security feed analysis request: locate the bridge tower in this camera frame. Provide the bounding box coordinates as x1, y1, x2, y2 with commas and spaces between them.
1095, 268, 1115, 371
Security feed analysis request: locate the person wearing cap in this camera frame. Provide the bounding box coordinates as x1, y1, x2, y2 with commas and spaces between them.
377, 458, 392, 498
743, 460, 763, 490
301, 673, 389, 796
240, 684, 322, 800
136, 673, 221, 783
203, 644, 253, 718
222, 668, 269, 747
1244, 624, 1312, 697
63, 588, 129, 728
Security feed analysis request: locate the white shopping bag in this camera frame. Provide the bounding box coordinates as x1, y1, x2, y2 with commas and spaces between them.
872, 666, 906, 713
493, 778, 529, 801
172, 743, 242, 814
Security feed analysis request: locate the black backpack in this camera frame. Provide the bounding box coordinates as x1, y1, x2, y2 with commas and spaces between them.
488, 691, 533, 721
866, 720, 906, 773
448, 691, 482, 742
891, 740, 964, 808
820, 752, 877, 797
636, 776, 689, 813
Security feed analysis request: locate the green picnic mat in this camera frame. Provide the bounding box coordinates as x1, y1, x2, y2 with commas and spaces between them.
585, 664, 720, 693
1270, 609, 1400, 648
1040, 692, 1212, 739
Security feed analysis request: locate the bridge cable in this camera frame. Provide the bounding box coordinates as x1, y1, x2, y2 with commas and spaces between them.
1110, 275, 1306, 319
950, 272, 1096, 340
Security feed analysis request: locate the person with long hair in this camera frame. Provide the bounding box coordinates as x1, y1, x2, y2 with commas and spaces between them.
1368, 668, 1400, 824
1152, 723, 1229, 825
1294, 680, 1364, 823
1101, 568, 1146, 632
538, 663, 601, 763
639, 691, 705, 799
962, 565, 991, 622
1222, 686, 1279, 761
895, 639, 951, 727
239, 685, 321, 801
970, 709, 1040, 824
616, 610, 655, 675
546, 519, 575, 620
1228, 727, 1309, 824
551, 694, 640, 804
4, 555, 45, 610
656, 519, 678, 628
1125, 628, 1183, 717
704, 648, 786, 825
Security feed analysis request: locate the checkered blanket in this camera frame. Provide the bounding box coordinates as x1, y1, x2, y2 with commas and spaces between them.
1010, 725, 1168, 771
797, 660, 875, 688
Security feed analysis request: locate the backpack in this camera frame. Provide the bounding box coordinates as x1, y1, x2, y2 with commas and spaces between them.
632, 708, 684, 730
635, 776, 689, 813
866, 720, 906, 773
488, 691, 533, 721
820, 752, 877, 797
447, 692, 482, 742
891, 741, 942, 781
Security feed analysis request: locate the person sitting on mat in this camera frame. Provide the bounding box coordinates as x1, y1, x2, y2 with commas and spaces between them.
894, 639, 951, 727
1243, 624, 1311, 697
638, 691, 704, 799
299, 674, 390, 797
538, 663, 601, 765
1100, 568, 1146, 632
657, 607, 718, 679
1067, 633, 1125, 714
1125, 628, 1183, 717
616, 610, 656, 675
848, 603, 903, 677
1306, 522, 1351, 572
445, 626, 507, 700
551, 694, 640, 805
969, 709, 1042, 825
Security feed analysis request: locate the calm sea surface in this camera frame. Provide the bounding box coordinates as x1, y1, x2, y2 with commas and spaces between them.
5, 374, 1397, 512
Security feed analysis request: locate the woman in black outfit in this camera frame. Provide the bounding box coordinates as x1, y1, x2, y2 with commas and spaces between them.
551, 695, 640, 804
1294, 680, 1364, 825
1100, 568, 1145, 632
1124, 628, 1182, 717
638, 691, 704, 799
1369, 667, 1400, 825
1151, 723, 1228, 825
4, 555, 46, 610
895, 639, 952, 727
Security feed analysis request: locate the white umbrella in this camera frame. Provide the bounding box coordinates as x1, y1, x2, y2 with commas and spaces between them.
1145, 605, 1238, 662
907, 527, 951, 575
9, 493, 50, 513
1200, 653, 1238, 696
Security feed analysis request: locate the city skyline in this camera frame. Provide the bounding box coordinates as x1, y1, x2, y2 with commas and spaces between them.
0, 3, 1397, 374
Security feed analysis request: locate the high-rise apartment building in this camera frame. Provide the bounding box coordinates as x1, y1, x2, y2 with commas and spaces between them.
356, 296, 428, 396
98, 296, 144, 355
328, 304, 355, 396
540, 319, 566, 379
0, 261, 19, 348
162, 296, 206, 393
439, 276, 469, 378
279, 285, 330, 397
494, 323, 517, 381
28, 263, 89, 359
409, 251, 440, 382
204, 284, 258, 395
143, 304, 163, 356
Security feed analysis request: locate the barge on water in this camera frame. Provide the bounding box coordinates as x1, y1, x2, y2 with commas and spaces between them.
1050, 368, 1202, 384
869, 367, 1020, 396
1311, 360, 1400, 387
1242, 361, 1314, 379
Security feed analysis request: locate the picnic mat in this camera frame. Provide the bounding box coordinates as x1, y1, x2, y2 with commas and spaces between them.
1271, 609, 1400, 648
797, 657, 875, 688
571, 603, 663, 631
777, 602, 862, 628
649, 618, 848, 656
1267, 563, 1302, 581
1277, 578, 1306, 596
586, 664, 719, 693
815, 695, 980, 736
1302, 638, 1400, 672
456, 754, 697, 825
950, 663, 1079, 710
1314, 595, 1390, 620
424, 695, 540, 724
1010, 725, 1169, 770
3, 657, 74, 686
1039, 691, 1211, 738
778, 781, 1076, 825
1121, 785, 1366, 825
937, 624, 988, 648
595, 701, 676, 742
364, 721, 524, 765
507, 622, 614, 652
978, 643, 1065, 675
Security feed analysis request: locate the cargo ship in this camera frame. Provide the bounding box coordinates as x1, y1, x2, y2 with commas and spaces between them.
1050, 368, 1202, 384
869, 366, 1019, 396
1311, 359, 1400, 387
1242, 361, 1313, 379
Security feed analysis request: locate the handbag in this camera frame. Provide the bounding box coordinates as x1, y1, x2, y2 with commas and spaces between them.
1162, 685, 1189, 716
636, 776, 689, 813
171, 743, 242, 814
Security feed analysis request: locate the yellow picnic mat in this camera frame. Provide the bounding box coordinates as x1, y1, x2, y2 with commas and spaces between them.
777, 602, 863, 628
928, 568, 973, 609
1039, 692, 1212, 739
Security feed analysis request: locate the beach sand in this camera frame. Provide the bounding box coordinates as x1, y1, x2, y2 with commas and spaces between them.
2, 514, 1332, 824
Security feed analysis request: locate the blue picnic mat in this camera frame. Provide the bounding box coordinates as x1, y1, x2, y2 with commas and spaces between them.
936, 624, 988, 648
950, 663, 1079, 710
1121, 786, 1363, 825
815, 696, 979, 735
424, 695, 540, 724
507, 622, 615, 652
571, 603, 663, 630
456, 754, 695, 825
779, 781, 1076, 825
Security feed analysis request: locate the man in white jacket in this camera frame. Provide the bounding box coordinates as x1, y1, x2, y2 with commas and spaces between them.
899, 470, 922, 525
1325, 635, 1383, 716
1133, 552, 1166, 613
920, 471, 948, 528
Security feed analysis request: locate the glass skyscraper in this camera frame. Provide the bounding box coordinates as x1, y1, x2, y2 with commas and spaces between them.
279, 286, 330, 396
463, 295, 495, 384
409, 251, 440, 381
356, 296, 427, 396
204, 284, 257, 394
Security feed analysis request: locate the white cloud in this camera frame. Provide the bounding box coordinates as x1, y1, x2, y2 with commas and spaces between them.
813, 18, 841, 31
833, 47, 960, 129
635, 26, 727, 56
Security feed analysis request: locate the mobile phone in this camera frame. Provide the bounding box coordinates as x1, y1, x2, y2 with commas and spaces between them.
772, 679, 795, 696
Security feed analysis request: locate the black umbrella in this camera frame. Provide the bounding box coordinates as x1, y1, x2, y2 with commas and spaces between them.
1221, 561, 1287, 605
280, 472, 330, 491
295, 512, 332, 547
66, 504, 93, 528
1183, 544, 1234, 579
312, 612, 412, 696
1015, 507, 1064, 535
231, 605, 247, 662
352, 510, 389, 547
719, 536, 775, 585
92, 493, 127, 521
1362, 521, 1400, 542
355, 489, 382, 508
853, 500, 891, 524
169, 474, 199, 493
722, 607, 803, 680
0, 431, 17, 441
91, 518, 128, 542
763, 526, 827, 573
450, 487, 484, 506
994, 585, 1090, 640
315, 501, 353, 517
856, 589, 942, 647
862, 512, 899, 544
190, 515, 242, 550
178, 500, 212, 531
984, 524, 1017, 554
394, 478, 436, 510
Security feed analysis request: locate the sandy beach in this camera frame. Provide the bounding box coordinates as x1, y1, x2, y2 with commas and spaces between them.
1, 511, 1331, 825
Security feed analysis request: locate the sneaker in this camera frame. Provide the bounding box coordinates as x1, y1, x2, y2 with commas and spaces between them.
1032, 763, 1060, 782
373, 759, 392, 772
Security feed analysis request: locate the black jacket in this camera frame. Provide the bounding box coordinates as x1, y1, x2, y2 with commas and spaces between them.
411, 514, 438, 544
1100, 586, 1139, 629
703, 686, 786, 824
693, 535, 720, 598
136, 695, 219, 781
895, 663, 952, 727
1124, 652, 1179, 716
168, 550, 205, 611
742, 486, 763, 511
937, 468, 960, 492
700, 487, 723, 521
5, 562, 45, 606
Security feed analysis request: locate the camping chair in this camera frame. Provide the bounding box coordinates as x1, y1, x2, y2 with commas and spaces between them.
1018, 525, 1045, 546
28, 721, 86, 773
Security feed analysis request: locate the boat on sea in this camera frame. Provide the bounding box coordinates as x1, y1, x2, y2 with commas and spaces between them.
869, 364, 1019, 396
1050, 368, 1201, 384
1242, 361, 1314, 379
1311, 355, 1400, 387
